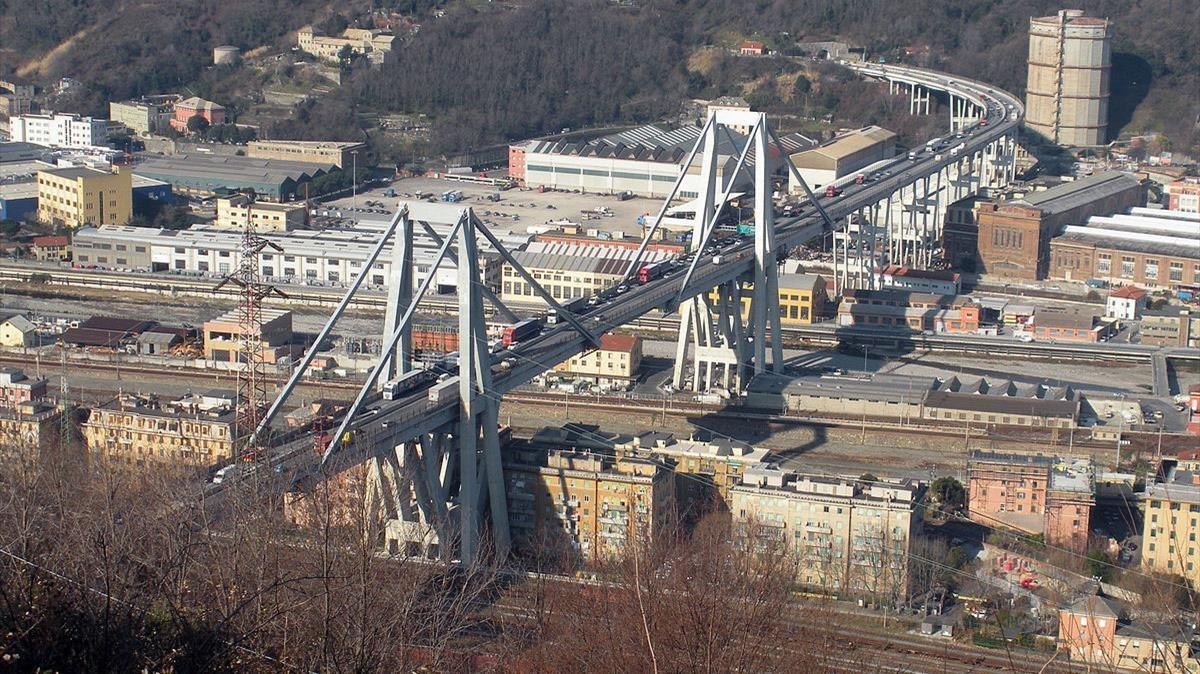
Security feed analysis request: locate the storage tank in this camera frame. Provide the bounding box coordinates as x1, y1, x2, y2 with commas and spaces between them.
213, 45, 241, 65
1025, 10, 1112, 147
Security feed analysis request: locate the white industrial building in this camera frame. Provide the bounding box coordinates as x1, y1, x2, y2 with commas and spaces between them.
512, 124, 813, 199
10, 112, 110, 150
72, 205, 533, 294
787, 126, 896, 192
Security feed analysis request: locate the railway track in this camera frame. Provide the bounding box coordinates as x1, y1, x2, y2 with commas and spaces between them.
0, 264, 1177, 364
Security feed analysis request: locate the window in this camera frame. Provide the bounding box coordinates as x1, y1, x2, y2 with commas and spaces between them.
1121, 256, 1135, 277
1170, 262, 1184, 282
1145, 259, 1159, 279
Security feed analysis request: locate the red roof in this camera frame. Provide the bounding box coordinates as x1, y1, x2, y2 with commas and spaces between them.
1178, 449, 1200, 461
1109, 285, 1148, 300
599, 333, 638, 353
32, 235, 69, 247
881, 265, 960, 283
741, 40, 765, 49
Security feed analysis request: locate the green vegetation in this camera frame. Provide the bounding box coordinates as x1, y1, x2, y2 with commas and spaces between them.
930, 476, 965, 513
1, 0, 1196, 158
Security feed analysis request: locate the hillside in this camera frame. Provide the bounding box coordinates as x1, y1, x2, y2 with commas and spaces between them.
1, 0, 1196, 157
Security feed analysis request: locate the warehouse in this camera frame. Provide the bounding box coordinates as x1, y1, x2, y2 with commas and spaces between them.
71, 216, 528, 293
500, 241, 672, 305
133, 154, 336, 201
787, 126, 896, 192
510, 124, 812, 199
1048, 207, 1200, 290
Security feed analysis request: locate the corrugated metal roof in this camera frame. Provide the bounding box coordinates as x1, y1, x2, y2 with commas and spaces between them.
1014, 171, 1141, 215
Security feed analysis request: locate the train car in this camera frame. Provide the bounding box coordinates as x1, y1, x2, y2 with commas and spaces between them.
547, 296, 588, 325
637, 260, 672, 284
501, 318, 542, 346
382, 369, 434, 401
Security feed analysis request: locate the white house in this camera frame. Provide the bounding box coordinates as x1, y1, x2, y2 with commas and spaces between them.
1105, 285, 1148, 321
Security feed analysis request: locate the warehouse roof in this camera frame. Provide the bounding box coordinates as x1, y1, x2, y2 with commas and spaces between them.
135, 154, 335, 186
778, 272, 823, 292
509, 250, 631, 276
769, 372, 938, 403
1054, 227, 1199, 260
1034, 306, 1096, 331
928, 390, 1077, 417
1012, 171, 1141, 215
795, 126, 895, 163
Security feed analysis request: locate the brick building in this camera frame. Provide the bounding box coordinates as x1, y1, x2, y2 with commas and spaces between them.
1048, 207, 1199, 290
967, 451, 1095, 552
1031, 306, 1112, 343
169, 97, 225, 134
975, 172, 1145, 280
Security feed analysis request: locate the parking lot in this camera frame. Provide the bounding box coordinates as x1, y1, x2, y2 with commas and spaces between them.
323, 175, 665, 238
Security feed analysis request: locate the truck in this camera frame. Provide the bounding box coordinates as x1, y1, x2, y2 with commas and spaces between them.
824, 185, 843, 198
383, 369, 434, 401
854, 174, 866, 185
501, 318, 542, 346
637, 260, 672, 284
907, 151, 918, 160
712, 254, 726, 265
428, 376, 459, 403
547, 296, 588, 325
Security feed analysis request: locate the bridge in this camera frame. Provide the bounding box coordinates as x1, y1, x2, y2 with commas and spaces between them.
206, 62, 1025, 564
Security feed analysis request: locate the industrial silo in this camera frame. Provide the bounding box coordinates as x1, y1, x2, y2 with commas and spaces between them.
1025, 9, 1112, 147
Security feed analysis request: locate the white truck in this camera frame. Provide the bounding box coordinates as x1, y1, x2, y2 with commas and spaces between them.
428, 376, 459, 403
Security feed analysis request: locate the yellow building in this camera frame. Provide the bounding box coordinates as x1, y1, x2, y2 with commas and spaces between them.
0, 402, 63, 454
710, 272, 827, 325
616, 431, 770, 513
297, 26, 396, 63
552, 333, 641, 387
731, 466, 923, 599
36, 166, 131, 228
215, 194, 307, 232
0, 315, 36, 347
504, 444, 676, 562
501, 250, 632, 306
81, 392, 239, 469
1142, 453, 1200, 585
247, 140, 368, 168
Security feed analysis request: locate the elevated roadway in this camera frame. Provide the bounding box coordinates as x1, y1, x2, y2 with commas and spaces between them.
205, 62, 1035, 497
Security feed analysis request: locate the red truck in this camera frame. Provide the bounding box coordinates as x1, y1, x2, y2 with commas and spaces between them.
825, 185, 843, 198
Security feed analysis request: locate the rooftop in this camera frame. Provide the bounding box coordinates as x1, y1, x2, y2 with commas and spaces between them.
778, 272, 823, 292
39, 165, 112, 180
796, 126, 896, 162
134, 154, 336, 187
1010, 171, 1141, 216
1054, 207, 1200, 259
1034, 306, 1095, 331
1108, 285, 1148, 300
596, 333, 638, 354
736, 464, 922, 504
1146, 462, 1200, 505
176, 97, 225, 111
880, 265, 960, 283
927, 390, 1078, 418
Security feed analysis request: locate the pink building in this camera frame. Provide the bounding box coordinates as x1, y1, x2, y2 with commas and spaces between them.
967, 451, 1095, 552
0, 368, 48, 409
170, 97, 225, 134
1167, 177, 1199, 213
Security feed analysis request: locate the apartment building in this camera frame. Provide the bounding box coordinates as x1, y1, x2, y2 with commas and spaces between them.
11, 112, 109, 149
616, 431, 770, 514
967, 452, 1095, 552
81, 392, 238, 468
717, 273, 827, 325
202, 308, 294, 365
552, 333, 642, 387
1105, 285, 1148, 321
0, 402, 62, 453
36, 166, 131, 228
1142, 454, 1200, 584
731, 465, 924, 598
1058, 592, 1198, 673
31, 235, 70, 261
247, 140, 368, 168
1167, 177, 1199, 213
503, 444, 675, 562
0, 368, 48, 409
215, 194, 307, 232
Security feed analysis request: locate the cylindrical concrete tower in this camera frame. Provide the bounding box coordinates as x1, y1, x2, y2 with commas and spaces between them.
213, 45, 241, 65
1025, 9, 1112, 147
